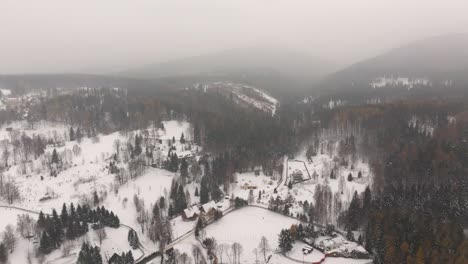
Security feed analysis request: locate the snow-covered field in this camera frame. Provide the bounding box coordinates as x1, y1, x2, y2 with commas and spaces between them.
173, 206, 299, 264
172, 206, 371, 264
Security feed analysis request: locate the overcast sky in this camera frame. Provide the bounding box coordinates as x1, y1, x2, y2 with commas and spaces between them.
1, 0, 468, 74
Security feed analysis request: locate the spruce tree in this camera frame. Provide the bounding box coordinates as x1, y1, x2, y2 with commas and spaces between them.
39, 232, 51, 254
347, 191, 360, 231
93, 191, 99, 206
38, 211, 46, 230
278, 229, 293, 252
69, 127, 75, 141
126, 251, 134, 264
200, 177, 209, 204
76, 127, 83, 141
61, 203, 68, 226
51, 149, 59, 164
0, 244, 7, 263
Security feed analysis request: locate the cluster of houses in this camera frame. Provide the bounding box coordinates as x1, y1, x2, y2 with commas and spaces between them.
182, 197, 232, 221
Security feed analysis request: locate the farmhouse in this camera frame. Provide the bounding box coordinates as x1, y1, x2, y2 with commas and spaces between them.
200, 201, 217, 214
291, 169, 303, 181
177, 150, 193, 159
241, 182, 258, 190
182, 205, 200, 221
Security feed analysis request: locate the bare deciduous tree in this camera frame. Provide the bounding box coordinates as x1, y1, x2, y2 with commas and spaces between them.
16, 214, 36, 238
3, 225, 16, 252
258, 236, 271, 262
231, 242, 243, 264
95, 227, 107, 245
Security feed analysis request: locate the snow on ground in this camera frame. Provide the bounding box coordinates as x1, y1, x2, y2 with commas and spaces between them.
286, 241, 324, 263
104, 167, 176, 248
158, 120, 191, 141
0, 120, 69, 141
230, 171, 276, 201
287, 160, 311, 183
193, 82, 279, 115
323, 258, 372, 264
0, 207, 37, 231
0, 89, 11, 96
171, 215, 197, 240
172, 206, 370, 264
0, 208, 139, 264
3, 131, 126, 212
229, 83, 279, 116
230, 151, 371, 225
100, 227, 144, 261
201, 206, 299, 263
43, 226, 142, 264
316, 235, 367, 255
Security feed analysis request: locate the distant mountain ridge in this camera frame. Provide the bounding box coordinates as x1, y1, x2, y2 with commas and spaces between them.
120, 47, 336, 100
320, 34, 468, 93
121, 47, 335, 80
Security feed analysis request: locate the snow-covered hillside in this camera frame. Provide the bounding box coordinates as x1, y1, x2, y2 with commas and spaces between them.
0, 118, 202, 263
189, 82, 279, 115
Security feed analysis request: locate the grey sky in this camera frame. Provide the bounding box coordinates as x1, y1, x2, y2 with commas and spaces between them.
1, 0, 467, 74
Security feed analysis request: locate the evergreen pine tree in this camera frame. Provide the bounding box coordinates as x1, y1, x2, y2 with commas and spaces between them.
0, 244, 7, 263
126, 251, 134, 264
93, 191, 99, 206
200, 177, 209, 204
38, 211, 46, 230
39, 232, 51, 254
347, 191, 360, 231
194, 187, 199, 197
76, 127, 83, 141
69, 127, 75, 141
278, 229, 293, 252
61, 203, 68, 226
193, 123, 201, 144
51, 149, 59, 164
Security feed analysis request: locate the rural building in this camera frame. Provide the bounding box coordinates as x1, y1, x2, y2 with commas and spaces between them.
200, 201, 217, 214
241, 182, 258, 190
182, 206, 200, 221
291, 169, 303, 181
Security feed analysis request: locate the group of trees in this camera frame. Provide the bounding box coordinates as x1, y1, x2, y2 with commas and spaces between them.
0, 132, 46, 170
76, 243, 102, 264
147, 202, 172, 257
277, 224, 316, 253
37, 203, 120, 255
168, 180, 188, 217
364, 208, 467, 264
110, 251, 134, 264
0, 173, 21, 204
127, 229, 139, 249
